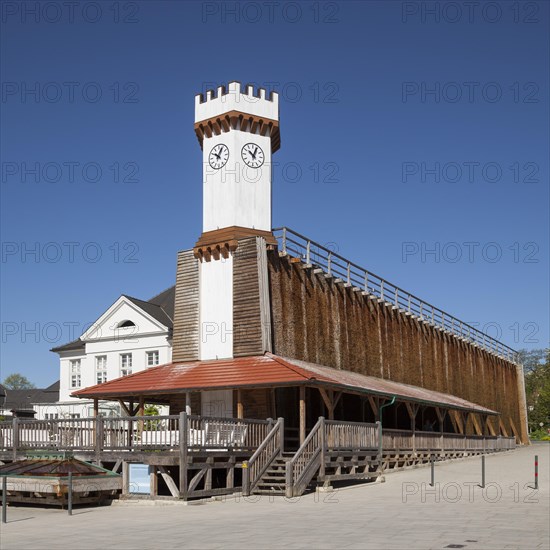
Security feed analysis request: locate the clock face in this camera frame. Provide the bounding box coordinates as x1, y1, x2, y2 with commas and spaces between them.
208, 144, 229, 169
241, 143, 265, 168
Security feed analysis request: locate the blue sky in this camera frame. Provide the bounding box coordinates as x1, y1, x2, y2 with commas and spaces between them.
1, 0, 549, 386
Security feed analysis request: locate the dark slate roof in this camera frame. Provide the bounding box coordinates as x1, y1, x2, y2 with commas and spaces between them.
148, 286, 175, 321
123, 287, 175, 329
51, 338, 85, 353
51, 285, 175, 354
2, 381, 60, 410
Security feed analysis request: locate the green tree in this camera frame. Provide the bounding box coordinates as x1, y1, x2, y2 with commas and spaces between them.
2, 373, 36, 390
521, 348, 550, 437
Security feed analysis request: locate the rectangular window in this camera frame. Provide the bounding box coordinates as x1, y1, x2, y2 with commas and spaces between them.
146, 350, 159, 367
95, 355, 107, 384
70, 359, 81, 388
120, 353, 132, 376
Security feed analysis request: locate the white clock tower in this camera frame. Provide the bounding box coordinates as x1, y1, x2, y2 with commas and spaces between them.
193, 81, 280, 367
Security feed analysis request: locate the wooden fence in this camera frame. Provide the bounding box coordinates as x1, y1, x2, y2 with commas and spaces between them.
0, 414, 273, 458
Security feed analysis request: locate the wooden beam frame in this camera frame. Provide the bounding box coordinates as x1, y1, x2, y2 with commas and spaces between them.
318, 388, 343, 420
118, 399, 132, 416
499, 418, 509, 437
367, 396, 380, 421
158, 466, 180, 498
471, 413, 483, 436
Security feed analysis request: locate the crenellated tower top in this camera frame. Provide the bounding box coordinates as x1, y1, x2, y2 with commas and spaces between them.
194, 81, 280, 153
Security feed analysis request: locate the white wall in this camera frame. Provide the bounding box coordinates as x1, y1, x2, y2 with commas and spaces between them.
199, 254, 233, 360
195, 82, 278, 125
202, 131, 272, 232
58, 333, 171, 402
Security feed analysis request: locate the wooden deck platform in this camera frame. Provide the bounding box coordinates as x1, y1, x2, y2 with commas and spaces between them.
0, 414, 516, 500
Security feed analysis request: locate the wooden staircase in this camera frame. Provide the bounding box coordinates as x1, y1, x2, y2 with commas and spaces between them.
251, 452, 294, 495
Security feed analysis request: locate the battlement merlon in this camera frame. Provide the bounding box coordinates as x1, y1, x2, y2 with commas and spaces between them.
195, 81, 279, 124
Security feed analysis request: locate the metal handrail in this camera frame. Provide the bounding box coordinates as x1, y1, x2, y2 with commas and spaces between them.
273, 227, 520, 365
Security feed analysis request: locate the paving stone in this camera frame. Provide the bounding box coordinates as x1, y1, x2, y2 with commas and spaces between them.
1, 445, 548, 549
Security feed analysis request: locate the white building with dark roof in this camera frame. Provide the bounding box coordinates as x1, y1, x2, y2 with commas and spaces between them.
49, 287, 174, 418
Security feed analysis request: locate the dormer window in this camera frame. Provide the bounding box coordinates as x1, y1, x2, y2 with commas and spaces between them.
117, 320, 136, 328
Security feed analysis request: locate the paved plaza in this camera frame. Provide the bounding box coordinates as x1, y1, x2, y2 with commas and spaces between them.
1, 444, 548, 550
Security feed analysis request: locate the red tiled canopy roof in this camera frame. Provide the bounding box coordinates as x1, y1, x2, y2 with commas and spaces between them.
72, 353, 497, 415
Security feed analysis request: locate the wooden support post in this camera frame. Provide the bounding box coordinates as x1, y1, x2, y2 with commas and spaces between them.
435, 408, 446, 455
137, 396, 145, 436
205, 457, 213, 491
138, 396, 145, 416
179, 411, 188, 500
319, 416, 326, 479
95, 416, 103, 465
226, 456, 235, 489
93, 398, 99, 417
185, 392, 191, 415
237, 389, 244, 419
12, 418, 18, 462
368, 396, 380, 422
319, 388, 335, 420
150, 466, 158, 497
299, 386, 306, 445
405, 402, 418, 455
122, 462, 129, 496
270, 388, 277, 419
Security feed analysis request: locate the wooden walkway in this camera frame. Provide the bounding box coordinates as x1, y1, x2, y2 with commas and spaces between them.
0, 415, 516, 500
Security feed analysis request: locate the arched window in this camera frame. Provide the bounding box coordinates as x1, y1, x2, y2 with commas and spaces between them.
117, 320, 136, 328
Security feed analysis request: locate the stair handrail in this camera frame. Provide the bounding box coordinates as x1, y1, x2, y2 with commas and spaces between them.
242, 417, 284, 496
285, 417, 324, 498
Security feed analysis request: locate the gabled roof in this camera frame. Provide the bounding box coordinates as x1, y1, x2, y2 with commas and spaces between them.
72, 354, 497, 415
51, 286, 175, 354
123, 293, 173, 329
2, 381, 60, 410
